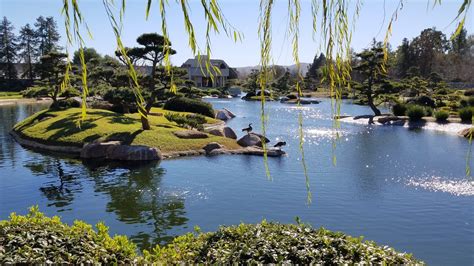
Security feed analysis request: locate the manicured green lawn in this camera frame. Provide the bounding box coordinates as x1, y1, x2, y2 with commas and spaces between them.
0, 91, 22, 99
13, 107, 241, 153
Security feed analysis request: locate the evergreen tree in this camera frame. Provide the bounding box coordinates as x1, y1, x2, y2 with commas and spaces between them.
0, 16, 18, 79
394, 38, 413, 78
410, 28, 448, 77
18, 23, 38, 80
35, 52, 67, 106
304, 53, 326, 90
451, 27, 468, 56
35, 16, 61, 56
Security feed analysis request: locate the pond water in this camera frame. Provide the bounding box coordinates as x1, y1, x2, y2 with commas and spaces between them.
0, 99, 473, 265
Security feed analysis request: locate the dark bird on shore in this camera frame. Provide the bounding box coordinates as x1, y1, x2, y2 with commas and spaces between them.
273, 141, 286, 148
242, 123, 252, 134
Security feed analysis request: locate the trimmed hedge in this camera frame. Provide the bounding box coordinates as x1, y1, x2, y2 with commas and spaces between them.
406, 105, 426, 121
0, 207, 421, 264
164, 97, 214, 117
434, 110, 449, 122
458, 107, 473, 123
392, 103, 407, 116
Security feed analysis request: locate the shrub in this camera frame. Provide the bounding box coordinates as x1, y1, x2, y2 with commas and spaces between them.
164, 97, 214, 117
165, 113, 206, 130
406, 105, 426, 121
0, 206, 137, 264
435, 88, 448, 95
21, 86, 52, 98
60, 87, 81, 98
144, 221, 420, 264
392, 103, 407, 116
434, 110, 449, 122
468, 97, 474, 106
1, 207, 421, 264
464, 89, 474, 96
424, 107, 433, 117
55, 98, 81, 109
458, 107, 473, 123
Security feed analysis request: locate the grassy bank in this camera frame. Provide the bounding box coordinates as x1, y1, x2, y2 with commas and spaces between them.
13, 107, 240, 153
0, 207, 421, 264
0, 91, 22, 99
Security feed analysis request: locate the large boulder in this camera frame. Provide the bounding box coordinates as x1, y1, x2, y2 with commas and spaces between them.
216, 110, 231, 121
215, 108, 235, 121
223, 127, 237, 139
207, 128, 225, 137
223, 108, 236, 118
81, 141, 162, 161
106, 145, 162, 161
173, 130, 209, 139
237, 132, 270, 147
206, 126, 237, 139
203, 142, 224, 154
81, 141, 121, 159
240, 146, 286, 157
377, 116, 406, 126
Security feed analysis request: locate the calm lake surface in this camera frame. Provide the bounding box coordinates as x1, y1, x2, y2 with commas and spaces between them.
0, 99, 472, 265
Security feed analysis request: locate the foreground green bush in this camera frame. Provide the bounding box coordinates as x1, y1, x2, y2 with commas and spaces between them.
406, 105, 426, 121
164, 97, 214, 117
434, 110, 449, 122
1, 208, 421, 264
458, 107, 473, 123
165, 113, 207, 131
0, 206, 137, 264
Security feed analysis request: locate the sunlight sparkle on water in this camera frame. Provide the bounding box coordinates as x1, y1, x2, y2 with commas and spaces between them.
406, 176, 474, 196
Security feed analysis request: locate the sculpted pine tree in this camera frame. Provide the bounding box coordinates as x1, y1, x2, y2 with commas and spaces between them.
0, 16, 18, 80
18, 23, 38, 80
353, 42, 387, 116
116, 33, 176, 130
35, 52, 67, 107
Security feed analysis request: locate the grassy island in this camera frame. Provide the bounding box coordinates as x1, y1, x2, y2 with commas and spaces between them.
12, 107, 241, 154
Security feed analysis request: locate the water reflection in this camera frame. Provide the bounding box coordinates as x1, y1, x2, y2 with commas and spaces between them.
83, 161, 188, 249
25, 157, 82, 211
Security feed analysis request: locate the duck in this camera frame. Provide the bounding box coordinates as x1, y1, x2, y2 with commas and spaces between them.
273, 141, 286, 148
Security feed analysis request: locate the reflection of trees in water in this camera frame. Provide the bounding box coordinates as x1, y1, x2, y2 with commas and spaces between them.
24, 157, 82, 211
0, 103, 50, 168
84, 161, 188, 250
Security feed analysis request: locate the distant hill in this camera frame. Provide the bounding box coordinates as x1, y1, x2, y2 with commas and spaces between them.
235, 63, 310, 79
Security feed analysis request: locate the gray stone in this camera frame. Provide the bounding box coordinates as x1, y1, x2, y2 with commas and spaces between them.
173, 130, 209, 139
203, 142, 224, 154
81, 141, 162, 161
207, 128, 225, 137
106, 145, 162, 161
215, 110, 232, 121
237, 132, 270, 147
81, 141, 122, 159
223, 126, 237, 139
223, 108, 236, 118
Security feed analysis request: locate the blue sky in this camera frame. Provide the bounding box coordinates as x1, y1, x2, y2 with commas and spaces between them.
1, 0, 472, 67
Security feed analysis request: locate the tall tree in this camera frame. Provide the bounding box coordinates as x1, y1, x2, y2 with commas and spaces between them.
18, 23, 38, 80
394, 38, 413, 78
352, 41, 387, 116
116, 33, 176, 130
304, 53, 326, 89
35, 16, 61, 56
72, 47, 101, 65
0, 16, 18, 79
410, 28, 448, 77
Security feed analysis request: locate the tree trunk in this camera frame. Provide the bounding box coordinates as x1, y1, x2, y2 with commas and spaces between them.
141, 115, 151, 130
366, 77, 381, 116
